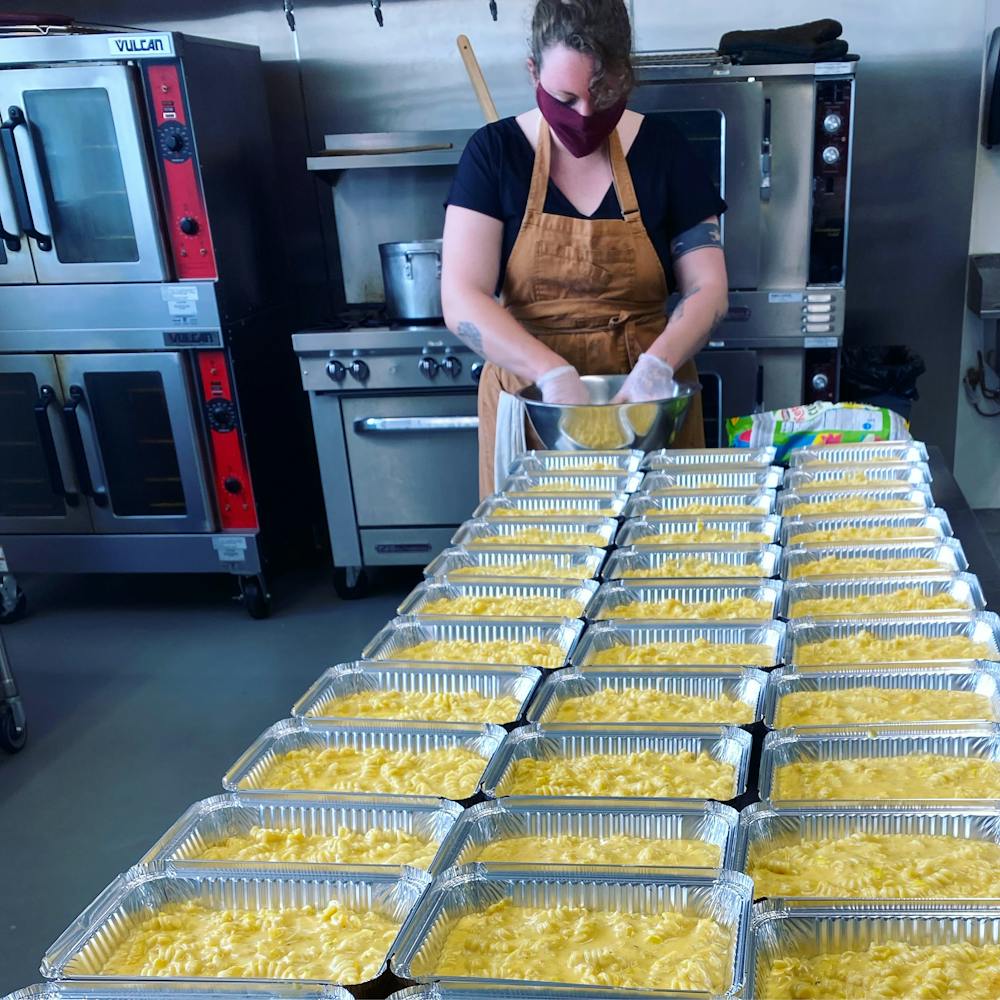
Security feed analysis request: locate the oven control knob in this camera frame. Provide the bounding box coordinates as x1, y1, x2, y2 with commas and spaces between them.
823, 113, 843, 134
179, 216, 200, 235
350, 359, 370, 381
811, 372, 830, 392
223, 476, 243, 494
821, 145, 841, 165
326, 359, 347, 382
470, 362, 484, 384
206, 398, 237, 432
419, 356, 440, 377
442, 355, 462, 377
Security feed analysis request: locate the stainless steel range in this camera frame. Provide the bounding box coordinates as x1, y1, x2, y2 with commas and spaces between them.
294, 325, 482, 598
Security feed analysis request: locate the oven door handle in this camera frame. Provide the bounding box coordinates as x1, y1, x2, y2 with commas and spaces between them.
354, 415, 479, 433
0, 123, 21, 253
62, 384, 109, 507
3, 106, 52, 251
34, 384, 79, 507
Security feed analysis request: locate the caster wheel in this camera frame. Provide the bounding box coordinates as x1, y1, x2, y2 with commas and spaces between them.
333, 565, 369, 600
0, 585, 26, 624
238, 575, 272, 619
0, 706, 26, 753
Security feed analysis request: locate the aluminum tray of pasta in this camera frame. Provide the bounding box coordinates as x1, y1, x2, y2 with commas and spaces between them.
142, 792, 463, 875
473, 494, 628, 520
789, 440, 929, 467
746, 899, 1000, 1000
385, 986, 675, 1000
642, 467, 784, 493
737, 803, 1000, 900
780, 508, 953, 546
780, 574, 986, 620
362, 617, 585, 670
763, 664, 1000, 730
290, 662, 542, 725
40, 863, 431, 987
526, 667, 768, 727
507, 450, 644, 475
450, 517, 619, 550
391, 865, 753, 997
784, 463, 932, 493
777, 485, 934, 518
758, 724, 1000, 806
618, 515, 782, 548
572, 621, 786, 668
625, 490, 777, 519
9, 985, 355, 1000
500, 472, 643, 497
423, 546, 606, 584
642, 446, 777, 470
481, 723, 753, 802
432, 798, 741, 872
398, 579, 599, 621
784, 612, 1000, 666
782, 539, 968, 580
603, 545, 783, 582
590, 580, 784, 622
222, 718, 506, 801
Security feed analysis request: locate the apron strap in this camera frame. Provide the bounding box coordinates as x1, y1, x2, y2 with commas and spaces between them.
524, 118, 552, 217
608, 129, 642, 224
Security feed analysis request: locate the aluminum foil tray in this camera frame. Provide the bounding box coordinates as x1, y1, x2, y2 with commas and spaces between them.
433, 798, 741, 873
142, 792, 464, 875
763, 664, 1000, 730
784, 462, 932, 492
789, 440, 929, 467
481, 724, 753, 802
399, 579, 599, 620
451, 517, 619, 549
780, 573, 986, 619
473, 494, 628, 520
626, 489, 777, 519
222, 718, 506, 801
747, 900, 1000, 1000
500, 472, 643, 497
362, 617, 585, 669
590, 580, 784, 622
642, 467, 784, 492
386, 987, 668, 1000
11, 985, 352, 1000
604, 545, 783, 582
423, 546, 606, 584
737, 803, 1000, 898
758, 724, 1000, 806
784, 613, 1000, 665
392, 865, 753, 997
782, 539, 968, 579
573, 621, 786, 668
526, 667, 769, 727
40, 863, 431, 987
777, 486, 933, 516
643, 446, 777, 470
291, 662, 542, 725
780, 508, 953, 544
508, 450, 644, 475
619, 515, 782, 548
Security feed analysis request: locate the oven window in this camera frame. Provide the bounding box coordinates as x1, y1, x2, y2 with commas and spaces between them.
645, 109, 723, 195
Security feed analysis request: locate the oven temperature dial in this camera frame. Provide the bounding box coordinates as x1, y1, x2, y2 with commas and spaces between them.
821, 145, 841, 165
349, 359, 370, 381
823, 113, 843, 134
419, 357, 440, 377
471, 362, 484, 384
442, 355, 462, 377
206, 398, 237, 432
157, 121, 192, 163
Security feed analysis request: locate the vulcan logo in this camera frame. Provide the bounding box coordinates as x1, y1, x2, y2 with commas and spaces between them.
163, 331, 220, 347
108, 35, 172, 57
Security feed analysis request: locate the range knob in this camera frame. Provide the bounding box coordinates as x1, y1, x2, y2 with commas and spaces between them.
823, 113, 843, 134
349, 359, 370, 381
419, 356, 440, 378
811, 372, 830, 392
821, 145, 841, 165
326, 359, 347, 382
165, 132, 186, 153
470, 362, 484, 384
441, 355, 462, 377
223, 476, 243, 494
179, 216, 200, 235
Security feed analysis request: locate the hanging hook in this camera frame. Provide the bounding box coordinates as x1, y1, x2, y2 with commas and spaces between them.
371, 0, 383, 26
489, 0, 497, 20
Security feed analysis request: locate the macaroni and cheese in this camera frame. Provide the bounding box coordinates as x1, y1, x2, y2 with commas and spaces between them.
472, 833, 720, 867
788, 588, 968, 617
397, 638, 565, 666
794, 632, 993, 665
589, 638, 771, 666
775, 687, 993, 726
310, 688, 521, 723
551, 687, 755, 724
789, 555, 943, 578
470, 527, 605, 547
605, 596, 773, 620
621, 556, 764, 578
420, 594, 583, 617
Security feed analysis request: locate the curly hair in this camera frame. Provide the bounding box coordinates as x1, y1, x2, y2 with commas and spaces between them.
530, 0, 634, 110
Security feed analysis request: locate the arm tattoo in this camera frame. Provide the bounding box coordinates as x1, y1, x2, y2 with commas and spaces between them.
669, 285, 701, 323
455, 321, 484, 355
670, 220, 722, 260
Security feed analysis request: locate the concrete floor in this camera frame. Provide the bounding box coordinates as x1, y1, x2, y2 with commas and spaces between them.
0, 566, 419, 993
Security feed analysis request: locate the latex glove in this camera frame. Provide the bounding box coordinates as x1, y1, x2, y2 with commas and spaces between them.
536, 364, 590, 404
612, 353, 676, 403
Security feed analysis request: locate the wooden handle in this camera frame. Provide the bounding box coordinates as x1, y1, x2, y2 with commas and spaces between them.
457, 33, 499, 123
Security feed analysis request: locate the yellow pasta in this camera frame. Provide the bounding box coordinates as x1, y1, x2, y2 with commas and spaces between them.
490, 506, 613, 518
761, 940, 1000, 1000
420, 594, 583, 617
473, 834, 720, 867
634, 528, 770, 545
775, 687, 994, 727
789, 588, 969, 617
421, 899, 731, 993
308, 688, 520, 723
790, 555, 943, 578
794, 631, 993, 665
450, 558, 588, 581
784, 497, 919, 517
798, 471, 884, 490
505, 749, 736, 799
649, 502, 762, 516
515, 481, 611, 495
470, 528, 605, 547
621, 556, 763, 578
773, 754, 1000, 801
790, 525, 936, 544
551, 687, 755, 724
192, 824, 438, 867
652, 481, 723, 493
94, 899, 398, 981
605, 597, 773, 620
589, 639, 771, 666
398, 638, 564, 666
749, 832, 1000, 898
243, 745, 485, 798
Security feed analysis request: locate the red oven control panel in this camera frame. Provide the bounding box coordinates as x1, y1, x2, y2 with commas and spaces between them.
144, 62, 217, 281
195, 351, 258, 530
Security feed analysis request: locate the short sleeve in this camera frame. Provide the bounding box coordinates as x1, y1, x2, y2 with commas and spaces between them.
446, 124, 504, 220
664, 126, 727, 241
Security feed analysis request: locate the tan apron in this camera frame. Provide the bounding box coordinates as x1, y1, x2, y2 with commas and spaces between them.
478, 119, 705, 497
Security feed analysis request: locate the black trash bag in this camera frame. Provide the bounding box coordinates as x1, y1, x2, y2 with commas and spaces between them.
840, 345, 926, 419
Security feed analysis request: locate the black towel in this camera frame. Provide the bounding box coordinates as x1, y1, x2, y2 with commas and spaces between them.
719, 19, 854, 65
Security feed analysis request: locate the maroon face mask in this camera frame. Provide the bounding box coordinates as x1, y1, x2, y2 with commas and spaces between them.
536, 83, 627, 158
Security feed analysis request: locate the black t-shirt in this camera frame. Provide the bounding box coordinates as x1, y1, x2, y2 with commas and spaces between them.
446, 115, 727, 288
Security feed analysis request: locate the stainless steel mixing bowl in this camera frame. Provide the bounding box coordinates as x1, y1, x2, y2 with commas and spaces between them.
519, 374, 700, 451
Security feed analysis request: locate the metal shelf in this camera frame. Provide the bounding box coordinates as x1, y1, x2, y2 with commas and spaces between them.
307, 129, 474, 173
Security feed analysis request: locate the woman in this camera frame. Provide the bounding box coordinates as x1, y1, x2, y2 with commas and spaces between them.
442, 0, 728, 497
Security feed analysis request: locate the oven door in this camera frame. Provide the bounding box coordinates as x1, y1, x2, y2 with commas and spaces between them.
54, 352, 214, 533
0, 149, 37, 283
630, 81, 763, 290
0, 65, 167, 284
